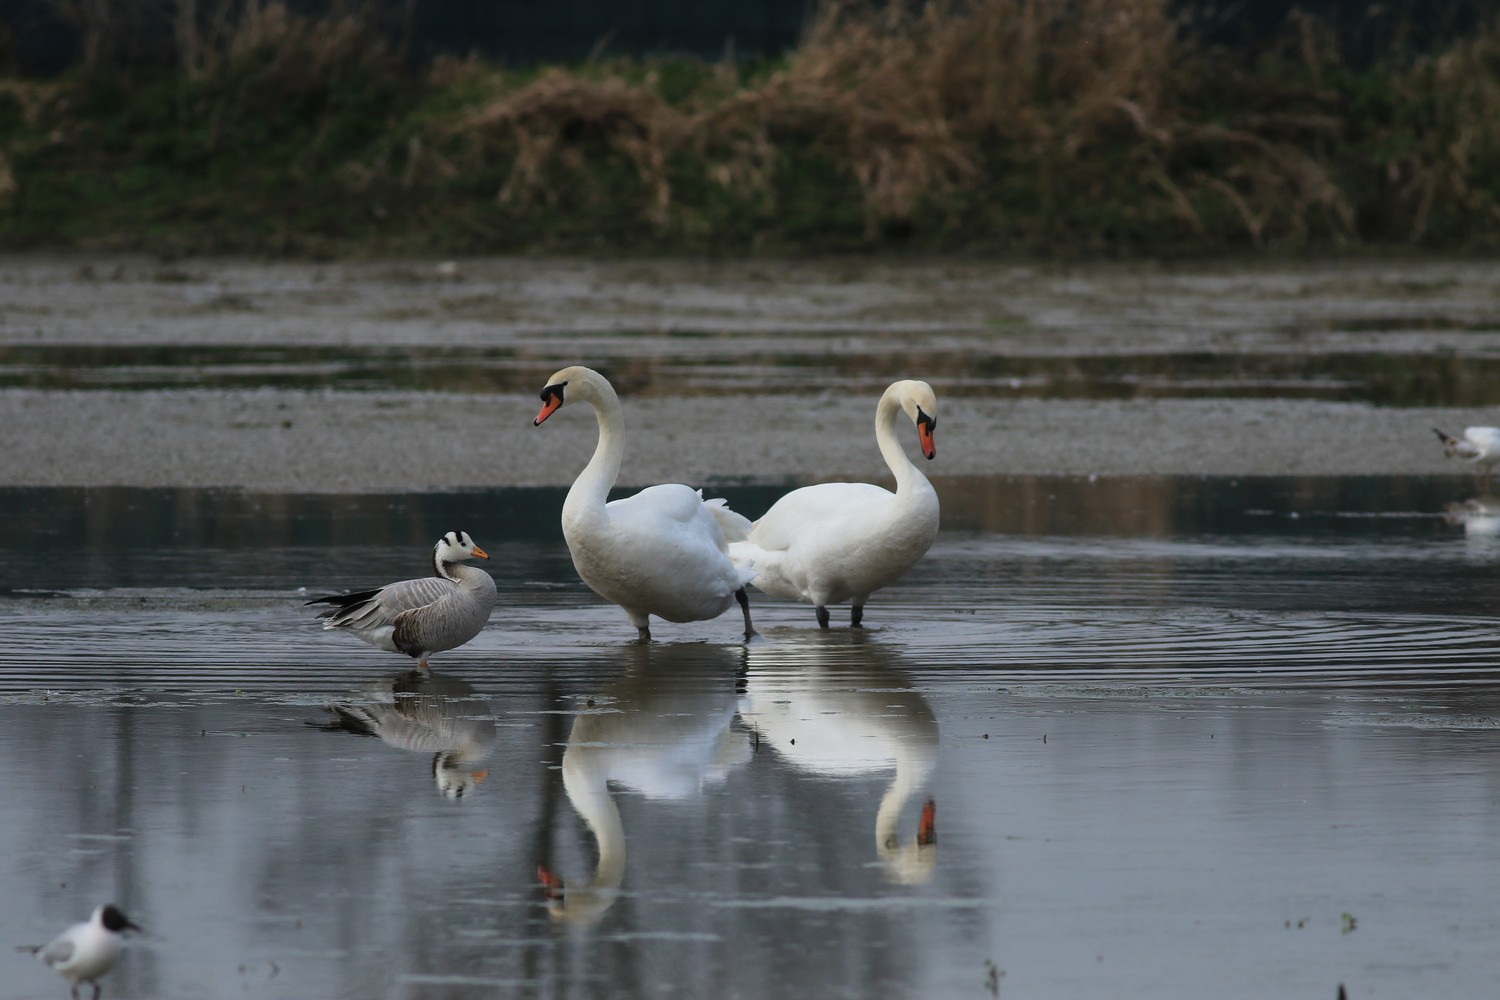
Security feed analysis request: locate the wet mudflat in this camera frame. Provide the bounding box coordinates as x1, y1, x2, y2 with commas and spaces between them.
2, 476, 1499, 1000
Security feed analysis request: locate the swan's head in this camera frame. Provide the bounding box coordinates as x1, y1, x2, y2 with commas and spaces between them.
880, 798, 938, 885
891, 379, 938, 460
534, 365, 611, 425
434, 530, 489, 564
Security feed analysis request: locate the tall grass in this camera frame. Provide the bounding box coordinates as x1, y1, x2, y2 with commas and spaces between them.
3, 0, 1499, 254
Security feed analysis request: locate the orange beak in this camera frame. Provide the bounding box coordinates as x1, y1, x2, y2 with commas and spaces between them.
534, 384, 565, 426
537, 864, 564, 899
534, 396, 561, 425
470, 769, 489, 783
917, 798, 937, 846
917, 419, 936, 460
470, 545, 490, 560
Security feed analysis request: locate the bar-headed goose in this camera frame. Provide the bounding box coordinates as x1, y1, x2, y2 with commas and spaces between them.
532, 365, 755, 642
729, 379, 939, 628
306, 530, 497, 669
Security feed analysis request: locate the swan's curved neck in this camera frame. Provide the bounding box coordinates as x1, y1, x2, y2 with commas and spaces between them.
564, 382, 625, 523
562, 753, 627, 892
875, 394, 928, 495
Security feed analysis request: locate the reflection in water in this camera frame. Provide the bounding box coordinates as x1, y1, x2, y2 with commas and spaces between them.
318, 669, 496, 799
1445, 497, 1500, 559
541, 644, 749, 924
740, 634, 939, 885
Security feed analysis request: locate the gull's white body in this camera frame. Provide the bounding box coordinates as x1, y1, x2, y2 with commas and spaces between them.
306, 531, 497, 668
730, 380, 939, 627
1435, 426, 1500, 478
34, 905, 137, 1000
533, 366, 754, 640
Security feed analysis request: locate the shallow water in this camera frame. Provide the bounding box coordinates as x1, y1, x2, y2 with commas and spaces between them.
3, 476, 1500, 999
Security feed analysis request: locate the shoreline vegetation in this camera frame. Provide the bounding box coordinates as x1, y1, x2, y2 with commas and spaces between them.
0, 0, 1498, 258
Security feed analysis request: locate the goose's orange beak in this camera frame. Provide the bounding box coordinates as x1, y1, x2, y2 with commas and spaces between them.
470, 545, 490, 560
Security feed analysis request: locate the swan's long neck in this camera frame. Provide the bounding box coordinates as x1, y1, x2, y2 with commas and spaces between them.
563, 381, 625, 528
558, 748, 628, 917
875, 393, 929, 497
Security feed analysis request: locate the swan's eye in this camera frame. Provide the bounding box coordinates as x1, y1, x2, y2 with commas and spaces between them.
917, 409, 936, 430
540, 382, 567, 403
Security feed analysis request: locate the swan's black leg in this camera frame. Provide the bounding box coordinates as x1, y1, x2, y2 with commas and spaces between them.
635, 624, 652, 643
736, 587, 756, 640
816, 605, 830, 628
851, 604, 864, 628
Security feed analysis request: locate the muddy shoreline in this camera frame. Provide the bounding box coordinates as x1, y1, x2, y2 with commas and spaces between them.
1, 254, 1495, 491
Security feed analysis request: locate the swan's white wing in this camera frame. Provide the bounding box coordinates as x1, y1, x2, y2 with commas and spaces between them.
749, 482, 894, 551
702, 495, 752, 543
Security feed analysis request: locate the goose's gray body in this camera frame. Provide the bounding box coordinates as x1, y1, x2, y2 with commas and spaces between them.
307, 531, 497, 668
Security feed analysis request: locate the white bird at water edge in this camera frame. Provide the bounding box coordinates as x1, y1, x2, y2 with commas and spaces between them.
26, 904, 140, 1000
1434, 426, 1500, 489
305, 530, 497, 669
532, 365, 755, 642
729, 379, 940, 628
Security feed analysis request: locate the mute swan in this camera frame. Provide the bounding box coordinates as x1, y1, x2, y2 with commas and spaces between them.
305, 530, 497, 669
533, 365, 756, 641
1435, 426, 1500, 489
30, 904, 140, 1000
730, 379, 939, 628
538, 645, 749, 923
740, 639, 939, 884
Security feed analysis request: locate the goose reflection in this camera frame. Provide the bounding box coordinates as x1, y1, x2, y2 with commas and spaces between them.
740, 634, 939, 884
319, 668, 496, 799
540, 643, 749, 924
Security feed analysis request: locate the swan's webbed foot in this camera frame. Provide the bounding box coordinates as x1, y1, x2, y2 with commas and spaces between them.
851, 605, 864, 628
815, 606, 830, 629
735, 587, 757, 641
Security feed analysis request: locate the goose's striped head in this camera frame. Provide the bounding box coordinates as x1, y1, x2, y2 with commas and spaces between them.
434, 530, 489, 566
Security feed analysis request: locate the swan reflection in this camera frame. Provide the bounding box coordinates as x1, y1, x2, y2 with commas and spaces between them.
740, 635, 939, 884
319, 668, 496, 799
1444, 497, 1500, 557
541, 644, 749, 924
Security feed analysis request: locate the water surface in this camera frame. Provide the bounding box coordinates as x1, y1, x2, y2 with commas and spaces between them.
2, 476, 1499, 999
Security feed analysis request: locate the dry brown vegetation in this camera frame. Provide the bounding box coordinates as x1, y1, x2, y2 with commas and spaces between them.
5, 0, 1500, 254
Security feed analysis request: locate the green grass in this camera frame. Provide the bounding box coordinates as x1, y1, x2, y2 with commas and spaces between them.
3, 0, 1500, 257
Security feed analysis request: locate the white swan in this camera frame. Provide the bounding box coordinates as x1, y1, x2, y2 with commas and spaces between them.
730, 379, 939, 627
305, 530, 497, 669
538, 645, 750, 923
1435, 426, 1500, 489
740, 640, 939, 884
533, 365, 755, 641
